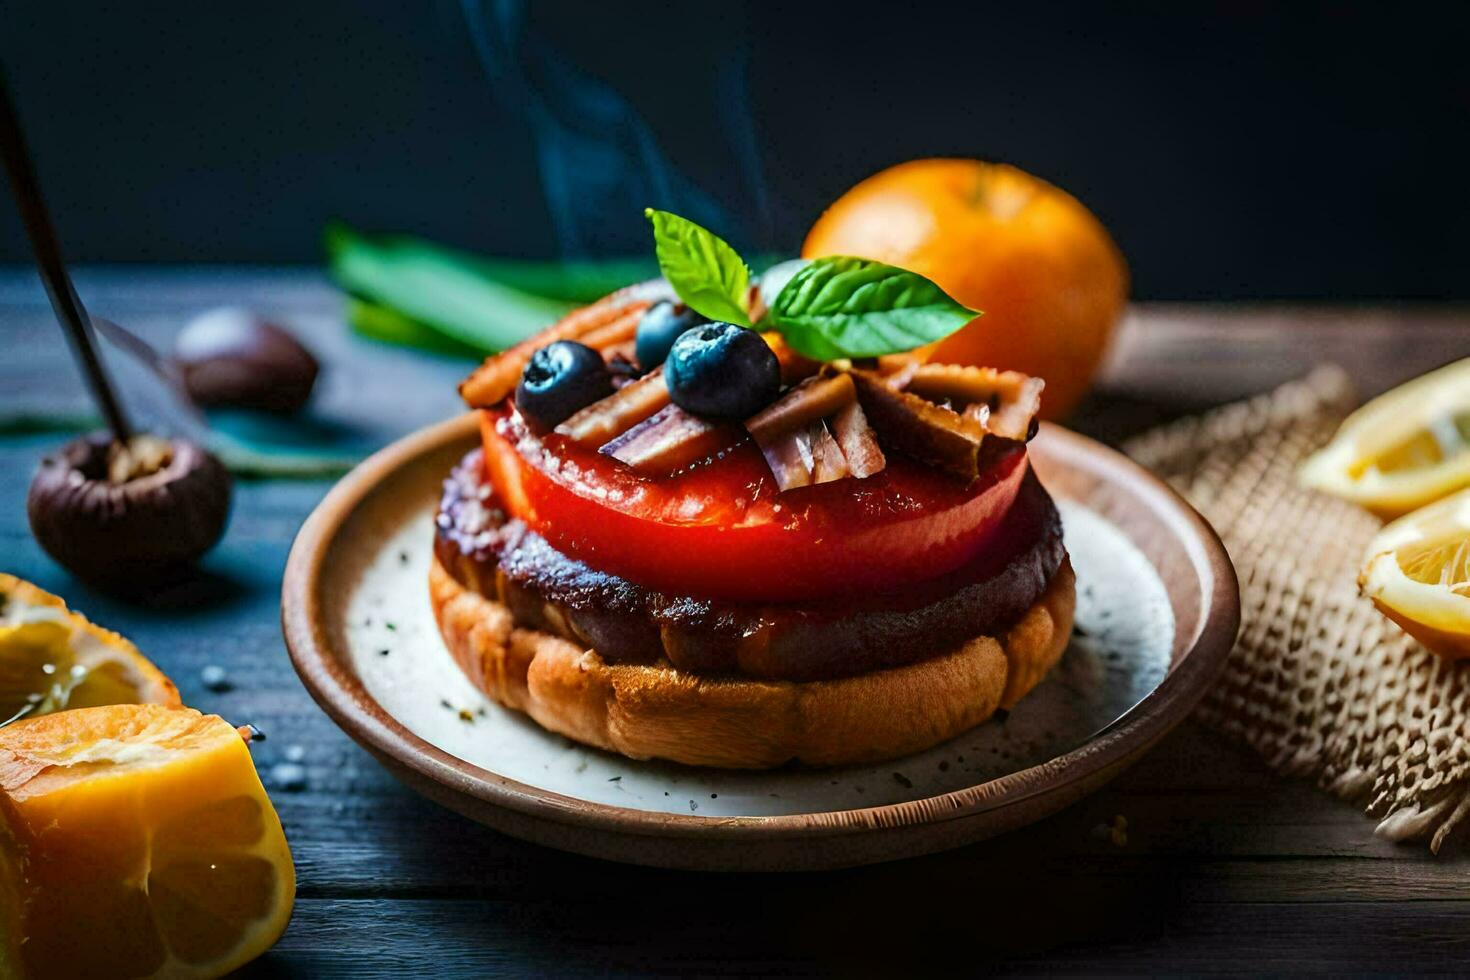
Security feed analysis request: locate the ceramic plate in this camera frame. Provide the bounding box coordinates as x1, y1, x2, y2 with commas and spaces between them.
283, 413, 1238, 870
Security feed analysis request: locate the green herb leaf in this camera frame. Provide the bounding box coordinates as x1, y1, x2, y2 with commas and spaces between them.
454, 255, 659, 304
346, 297, 487, 359
644, 208, 752, 326
764, 256, 979, 359
326, 222, 576, 352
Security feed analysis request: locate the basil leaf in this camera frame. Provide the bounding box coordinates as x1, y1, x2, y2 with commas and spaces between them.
644, 208, 752, 326
765, 256, 979, 359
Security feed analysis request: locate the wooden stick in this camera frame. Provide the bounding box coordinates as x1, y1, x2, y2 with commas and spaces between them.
0, 66, 131, 442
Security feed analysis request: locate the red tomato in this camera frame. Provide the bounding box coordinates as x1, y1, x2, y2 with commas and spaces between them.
479, 406, 1028, 602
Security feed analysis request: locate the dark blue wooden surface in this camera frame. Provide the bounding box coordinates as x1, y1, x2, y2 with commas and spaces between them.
4, 268, 1470, 976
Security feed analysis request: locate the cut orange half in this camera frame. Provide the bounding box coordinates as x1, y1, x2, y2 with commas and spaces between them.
1360, 488, 1470, 658
1300, 358, 1470, 518
0, 703, 295, 978
0, 573, 180, 727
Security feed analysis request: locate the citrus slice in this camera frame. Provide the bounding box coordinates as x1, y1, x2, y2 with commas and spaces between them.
0, 703, 295, 978
0, 573, 180, 728
1300, 358, 1470, 518
1360, 488, 1470, 658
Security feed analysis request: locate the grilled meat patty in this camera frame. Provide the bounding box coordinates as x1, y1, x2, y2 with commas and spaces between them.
434, 448, 1066, 682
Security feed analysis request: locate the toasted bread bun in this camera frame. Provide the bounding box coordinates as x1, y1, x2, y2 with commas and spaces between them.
428, 556, 1075, 769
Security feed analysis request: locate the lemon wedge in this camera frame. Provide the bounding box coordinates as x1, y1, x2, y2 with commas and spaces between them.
0, 703, 295, 978
1360, 488, 1470, 659
0, 573, 180, 727
1300, 358, 1470, 518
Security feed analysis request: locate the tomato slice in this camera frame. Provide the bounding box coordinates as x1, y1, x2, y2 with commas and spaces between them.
479, 405, 1029, 602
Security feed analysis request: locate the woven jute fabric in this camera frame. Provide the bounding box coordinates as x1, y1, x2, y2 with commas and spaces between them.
1123, 367, 1470, 852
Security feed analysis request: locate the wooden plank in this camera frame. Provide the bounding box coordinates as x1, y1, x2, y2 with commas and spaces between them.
1105, 304, 1470, 405
243, 896, 1470, 977
240, 898, 815, 978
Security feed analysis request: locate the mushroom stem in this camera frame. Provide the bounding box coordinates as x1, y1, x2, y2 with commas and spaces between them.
0, 69, 131, 443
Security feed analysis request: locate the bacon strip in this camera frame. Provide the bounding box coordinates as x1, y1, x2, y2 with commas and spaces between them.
990, 376, 1045, 441
829, 398, 886, 479
601, 404, 738, 475
905, 364, 1044, 440
578, 310, 641, 351
850, 370, 986, 481
555, 370, 671, 448
458, 282, 670, 408
744, 374, 856, 444
756, 420, 851, 492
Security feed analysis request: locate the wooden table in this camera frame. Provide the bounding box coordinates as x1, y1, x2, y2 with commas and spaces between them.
3, 269, 1469, 975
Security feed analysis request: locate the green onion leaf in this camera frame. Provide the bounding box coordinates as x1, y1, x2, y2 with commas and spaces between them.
346, 297, 487, 359
326, 222, 576, 352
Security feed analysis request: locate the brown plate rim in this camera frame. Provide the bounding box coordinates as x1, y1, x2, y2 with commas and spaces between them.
282, 412, 1239, 846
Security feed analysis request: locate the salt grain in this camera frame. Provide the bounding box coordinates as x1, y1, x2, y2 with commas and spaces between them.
270, 762, 307, 792
201, 665, 231, 692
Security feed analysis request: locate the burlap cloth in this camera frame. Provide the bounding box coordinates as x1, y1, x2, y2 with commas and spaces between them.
1122, 366, 1470, 852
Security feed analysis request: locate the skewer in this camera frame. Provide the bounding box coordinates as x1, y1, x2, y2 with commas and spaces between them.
0, 64, 131, 443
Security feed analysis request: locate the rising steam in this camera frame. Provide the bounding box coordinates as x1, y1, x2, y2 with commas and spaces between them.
459, 0, 769, 256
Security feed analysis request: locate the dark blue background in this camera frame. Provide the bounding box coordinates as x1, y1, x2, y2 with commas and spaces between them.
1, 0, 1466, 299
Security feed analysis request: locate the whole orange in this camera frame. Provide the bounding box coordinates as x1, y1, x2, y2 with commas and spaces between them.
802, 159, 1128, 420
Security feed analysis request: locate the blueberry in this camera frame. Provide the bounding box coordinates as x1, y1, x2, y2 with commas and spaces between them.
665, 322, 781, 419
635, 301, 707, 370
515, 341, 612, 432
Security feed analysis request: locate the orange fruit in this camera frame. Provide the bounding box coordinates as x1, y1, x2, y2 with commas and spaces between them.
0, 703, 295, 978
0, 573, 180, 727
802, 159, 1128, 420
